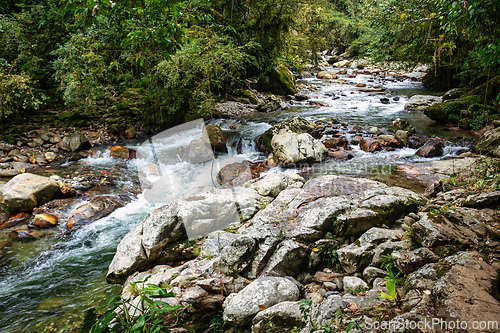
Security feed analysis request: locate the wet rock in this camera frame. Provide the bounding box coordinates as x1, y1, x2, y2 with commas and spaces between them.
256, 116, 318, 154
270, 129, 327, 165
67, 195, 125, 229
205, 124, 228, 153
0, 240, 11, 259
350, 135, 362, 145
322, 137, 349, 149
404, 95, 442, 111
257, 65, 297, 96
222, 277, 301, 326
69, 132, 91, 152
394, 130, 409, 146
30, 213, 59, 228
359, 138, 382, 152
124, 126, 137, 139
317, 71, 338, 80
0, 173, 59, 212
416, 139, 444, 157
217, 162, 252, 187
58, 137, 71, 151
44, 152, 56, 163
389, 118, 416, 133
343, 276, 368, 293
251, 301, 307, 333
0, 212, 31, 230
182, 139, 213, 164
9, 229, 44, 241
110, 146, 136, 160
380, 97, 390, 104
327, 149, 353, 160
376, 134, 404, 149
477, 126, 500, 158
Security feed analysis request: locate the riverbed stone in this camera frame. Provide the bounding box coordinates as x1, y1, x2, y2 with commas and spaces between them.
182, 139, 213, 164
30, 213, 59, 228
69, 132, 91, 152
404, 95, 442, 111
271, 129, 327, 165
256, 116, 318, 155
0, 173, 59, 212
222, 277, 301, 326
110, 146, 136, 160
205, 124, 228, 153
359, 138, 382, 152
389, 118, 415, 133
343, 276, 369, 293
416, 139, 444, 157
251, 301, 307, 333
257, 64, 297, 96
67, 195, 125, 229
392, 247, 440, 274
217, 162, 252, 187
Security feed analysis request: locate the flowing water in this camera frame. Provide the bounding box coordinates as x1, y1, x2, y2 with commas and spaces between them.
0, 69, 474, 332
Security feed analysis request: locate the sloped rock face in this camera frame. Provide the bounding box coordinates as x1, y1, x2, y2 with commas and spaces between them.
477, 125, 500, 158
0, 173, 59, 212
222, 277, 301, 326
252, 301, 307, 333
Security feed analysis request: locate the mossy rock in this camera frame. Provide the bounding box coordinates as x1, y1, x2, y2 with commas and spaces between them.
257, 64, 297, 96
120, 88, 143, 99
424, 95, 482, 123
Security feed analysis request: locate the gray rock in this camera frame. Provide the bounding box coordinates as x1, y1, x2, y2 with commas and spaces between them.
337, 242, 375, 275
251, 173, 287, 197
404, 95, 442, 111
69, 132, 91, 152
67, 195, 125, 229
363, 266, 388, 285
462, 191, 500, 208
412, 213, 473, 248
389, 118, 415, 133
223, 277, 301, 326
371, 240, 409, 267
392, 247, 440, 274
0, 173, 59, 212
271, 129, 328, 165
251, 301, 307, 333
261, 240, 310, 277
343, 276, 369, 293
477, 125, 500, 158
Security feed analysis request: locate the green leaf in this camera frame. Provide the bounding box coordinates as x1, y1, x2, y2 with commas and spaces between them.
0, 202, 9, 214
346, 321, 356, 333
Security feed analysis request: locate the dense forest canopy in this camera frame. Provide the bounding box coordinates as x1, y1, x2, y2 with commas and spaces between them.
0, 0, 498, 128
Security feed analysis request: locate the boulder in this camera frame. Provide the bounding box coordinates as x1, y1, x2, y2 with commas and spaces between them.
69, 132, 91, 152
124, 126, 137, 139
317, 71, 338, 80
110, 146, 136, 160
359, 138, 382, 152
9, 228, 44, 240
416, 139, 444, 158
251, 301, 307, 333
343, 276, 369, 293
257, 65, 297, 96
0, 173, 59, 212
376, 134, 404, 149
477, 125, 500, 158
404, 95, 442, 111
205, 124, 228, 153
392, 247, 440, 274
182, 139, 213, 164
411, 213, 474, 248
0, 212, 31, 230
222, 277, 301, 326
217, 162, 252, 187
327, 149, 353, 160
394, 130, 409, 146
67, 195, 125, 229
322, 137, 349, 149
251, 173, 304, 198
30, 213, 59, 228
257, 116, 318, 154
270, 129, 328, 165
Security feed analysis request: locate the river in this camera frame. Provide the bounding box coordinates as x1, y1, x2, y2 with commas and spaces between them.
0, 69, 473, 332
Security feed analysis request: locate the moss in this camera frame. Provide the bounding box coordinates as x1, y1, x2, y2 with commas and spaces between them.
256, 64, 297, 96
425, 95, 482, 123
464, 75, 500, 103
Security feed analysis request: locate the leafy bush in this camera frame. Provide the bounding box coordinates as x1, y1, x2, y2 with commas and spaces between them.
149, 33, 254, 125
83, 277, 193, 333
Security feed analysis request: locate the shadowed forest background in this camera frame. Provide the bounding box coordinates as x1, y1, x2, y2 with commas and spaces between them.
0, 0, 499, 132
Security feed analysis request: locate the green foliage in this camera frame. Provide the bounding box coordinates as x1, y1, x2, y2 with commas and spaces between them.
84, 277, 193, 333
150, 32, 254, 125
444, 156, 500, 191
379, 269, 399, 302
0, 202, 9, 214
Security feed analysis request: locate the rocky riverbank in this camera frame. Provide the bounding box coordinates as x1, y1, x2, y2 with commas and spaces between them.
1, 57, 499, 333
